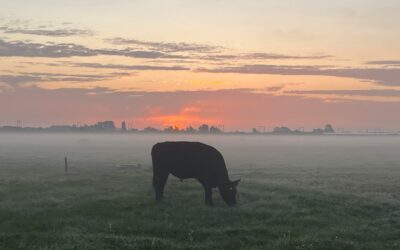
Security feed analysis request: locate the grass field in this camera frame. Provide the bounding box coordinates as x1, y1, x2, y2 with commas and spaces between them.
1, 133, 400, 249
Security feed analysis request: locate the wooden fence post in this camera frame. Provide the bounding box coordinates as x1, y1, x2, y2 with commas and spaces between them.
64, 157, 68, 173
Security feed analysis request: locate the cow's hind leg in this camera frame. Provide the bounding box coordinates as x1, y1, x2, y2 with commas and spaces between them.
199, 180, 214, 207
204, 186, 214, 206
153, 169, 169, 202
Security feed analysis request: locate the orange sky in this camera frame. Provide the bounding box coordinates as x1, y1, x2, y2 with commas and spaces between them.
1, 1, 400, 130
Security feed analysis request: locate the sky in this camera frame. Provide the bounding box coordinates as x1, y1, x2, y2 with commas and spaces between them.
1, 0, 400, 130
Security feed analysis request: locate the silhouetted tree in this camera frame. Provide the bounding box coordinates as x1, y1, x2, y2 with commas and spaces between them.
198, 124, 209, 133
186, 126, 197, 133
312, 128, 324, 134
210, 126, 222, 134
324, 124, 335, 133
143, 127, 159, 133
164, 126, 180, 133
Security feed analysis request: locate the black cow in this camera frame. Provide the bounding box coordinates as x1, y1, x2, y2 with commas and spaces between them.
151, 141, 240, 206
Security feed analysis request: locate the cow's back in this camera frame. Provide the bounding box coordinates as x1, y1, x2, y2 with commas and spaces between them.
151, 141, 225, 179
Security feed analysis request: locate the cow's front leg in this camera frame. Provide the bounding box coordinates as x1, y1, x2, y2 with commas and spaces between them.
204, 185, 214, 207
153, 171, 169, 202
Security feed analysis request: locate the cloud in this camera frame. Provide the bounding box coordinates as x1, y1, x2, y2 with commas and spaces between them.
256, 53, 329, 60
198, 64, 324, 74
0, 39, 185, 59
106, 37, 222, 53
0, 39, 97, 58
2, 37, 397, 87
0, 18, 94, 37
69, 62, 190, 71
0, 27, 94, 37
206, 53, 331, 61
198, 64, 400, 86
106, 37, 330, 61
286, 89, 400, 97
244, 53, 331, 60
366, 60, 400, 66
0, 18, 331, 63
0, 72, 130, 86
98, 49, 185, 59
0, 75, 41, 85
0, 35, 331, 63
265, 86, 285, 92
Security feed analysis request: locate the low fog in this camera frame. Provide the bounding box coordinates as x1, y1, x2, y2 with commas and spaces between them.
1, 133, 400, 171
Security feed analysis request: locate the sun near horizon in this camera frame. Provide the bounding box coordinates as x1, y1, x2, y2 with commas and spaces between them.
1, 1, 400, 130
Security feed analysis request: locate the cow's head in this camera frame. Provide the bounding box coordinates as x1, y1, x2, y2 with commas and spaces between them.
219, 179, 240, 206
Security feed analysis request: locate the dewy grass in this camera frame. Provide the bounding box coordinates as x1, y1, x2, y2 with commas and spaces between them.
0, 133, 400, 249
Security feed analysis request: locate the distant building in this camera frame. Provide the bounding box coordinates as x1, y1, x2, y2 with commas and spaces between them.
94, 121, 115, 131
121, 121, 127, 131
273, 127, 292, 134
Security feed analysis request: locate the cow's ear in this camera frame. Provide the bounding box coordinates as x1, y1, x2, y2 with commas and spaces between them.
232, 179, 241, 187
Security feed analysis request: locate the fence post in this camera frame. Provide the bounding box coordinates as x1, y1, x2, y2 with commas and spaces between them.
64, 157, 68, 173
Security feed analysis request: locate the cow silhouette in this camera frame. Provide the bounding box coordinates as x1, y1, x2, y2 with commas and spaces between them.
151, 141, 240, 206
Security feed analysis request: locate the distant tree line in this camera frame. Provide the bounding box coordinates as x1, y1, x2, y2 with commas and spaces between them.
0, 120, 337, 135
145, 124, 223, 134
266, 124, 335, 135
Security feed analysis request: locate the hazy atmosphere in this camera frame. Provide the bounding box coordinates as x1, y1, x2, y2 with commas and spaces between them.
1, 133, 400, 248
1, 1, 400, 249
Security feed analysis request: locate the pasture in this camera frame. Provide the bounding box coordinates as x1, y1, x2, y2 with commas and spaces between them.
0, 133, 400, 249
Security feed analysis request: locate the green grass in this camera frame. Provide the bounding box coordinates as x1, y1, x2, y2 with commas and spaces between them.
1, 134, 400, 249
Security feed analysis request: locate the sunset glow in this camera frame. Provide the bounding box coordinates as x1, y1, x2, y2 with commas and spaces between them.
1, 1, 400, 130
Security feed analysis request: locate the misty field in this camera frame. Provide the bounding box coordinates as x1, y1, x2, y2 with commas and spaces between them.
1, 133, 400, 249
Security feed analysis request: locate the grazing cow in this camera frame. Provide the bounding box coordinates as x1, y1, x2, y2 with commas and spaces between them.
151, 141, 240, 206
